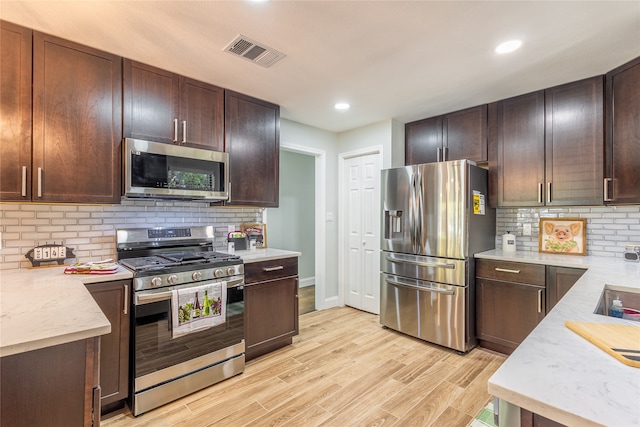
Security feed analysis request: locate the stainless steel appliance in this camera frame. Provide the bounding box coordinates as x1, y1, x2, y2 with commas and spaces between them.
380, 160, 495, 353
123, 138, 229, 201
116, 226, 244, 416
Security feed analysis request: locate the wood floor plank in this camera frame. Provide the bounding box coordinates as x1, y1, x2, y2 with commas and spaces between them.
102, 306, 504, 427
396, 380, 464, 426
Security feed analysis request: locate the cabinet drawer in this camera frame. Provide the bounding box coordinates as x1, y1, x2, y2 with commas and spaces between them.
244, 257, 298, 283
476, 259, 545, 286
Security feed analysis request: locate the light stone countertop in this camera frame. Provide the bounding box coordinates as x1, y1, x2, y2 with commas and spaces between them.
229, 248, 301, 263
475, 249, 640, 427
0, 266, 133, 357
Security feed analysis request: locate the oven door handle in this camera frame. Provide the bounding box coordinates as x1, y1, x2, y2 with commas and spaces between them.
135, 277, 245, 305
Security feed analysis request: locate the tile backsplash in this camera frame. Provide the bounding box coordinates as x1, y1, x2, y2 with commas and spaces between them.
0, 200, 262, 270
496, 206, 640, 258
2, 202, 638, 269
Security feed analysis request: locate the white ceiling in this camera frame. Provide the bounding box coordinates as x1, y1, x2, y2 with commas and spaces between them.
2, 1, 639, 133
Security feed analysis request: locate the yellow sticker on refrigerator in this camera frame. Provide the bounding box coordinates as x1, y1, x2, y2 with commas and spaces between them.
473, 191, 485, 215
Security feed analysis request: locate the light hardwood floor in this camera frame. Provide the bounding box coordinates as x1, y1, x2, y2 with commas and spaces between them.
103, 306, 505, 427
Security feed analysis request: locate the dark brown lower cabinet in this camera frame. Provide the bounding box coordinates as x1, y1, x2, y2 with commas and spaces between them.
86, 279, 130, 414
244, 257, 299, 361
1, 337, 100, 427
521, 408, 567, 427
476, 278, 545, 354
546, 266, 585, 311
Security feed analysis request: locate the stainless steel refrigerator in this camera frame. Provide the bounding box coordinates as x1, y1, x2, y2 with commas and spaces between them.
380, 159, 495, 353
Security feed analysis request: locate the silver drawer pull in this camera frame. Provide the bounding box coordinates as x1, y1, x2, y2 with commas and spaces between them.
263, 266, 284, 272
494, 267, 520, 274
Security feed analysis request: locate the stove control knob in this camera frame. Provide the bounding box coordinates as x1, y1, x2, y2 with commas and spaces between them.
192, 271, 202, 281
227, 267, 236, 276
167, 274, 178, 285
214, 269, 223, 278
151, 277, 162, 287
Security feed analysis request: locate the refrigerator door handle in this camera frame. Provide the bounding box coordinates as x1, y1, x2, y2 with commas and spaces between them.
384, 255, 456, 269
415, 169, 423, 253
384, 276, 455, 295
410, 172, 418, 253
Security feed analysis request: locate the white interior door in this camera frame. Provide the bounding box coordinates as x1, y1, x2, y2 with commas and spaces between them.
344, 152, 381, 314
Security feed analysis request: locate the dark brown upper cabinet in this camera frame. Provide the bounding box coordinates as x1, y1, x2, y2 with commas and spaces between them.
405, 116, 443, 164
494, 76, 604, 207
544, 76, 604, 206
495, 90, 546, 207
0, 21, 32, 202
224, 90, 280, 207
32, 31, 122, 204
605, 56, 640, 204
405, 105, 488, 165
123, 59, 224, 151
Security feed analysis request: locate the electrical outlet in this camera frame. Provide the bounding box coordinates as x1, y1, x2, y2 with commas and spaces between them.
523, 223, 532, 236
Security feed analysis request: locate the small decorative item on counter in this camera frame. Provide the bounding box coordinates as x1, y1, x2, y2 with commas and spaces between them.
64, 259, 119, 274
241, 223, 267, 248
502, 231, 516, 253
25, 242, 75, 267
610, 299, 624, 318
539, 218, 587, 256
227, 231, 248, 252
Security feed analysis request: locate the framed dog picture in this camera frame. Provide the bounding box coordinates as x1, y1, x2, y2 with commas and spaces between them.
241, 223, 267, 248
539, 218, 587, 256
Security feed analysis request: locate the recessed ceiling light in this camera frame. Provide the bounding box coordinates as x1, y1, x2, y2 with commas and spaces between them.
334, 102, 350, 111
495, 40, 522, 54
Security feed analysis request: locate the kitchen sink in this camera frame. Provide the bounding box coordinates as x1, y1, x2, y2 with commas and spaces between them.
594, 284, 640, 321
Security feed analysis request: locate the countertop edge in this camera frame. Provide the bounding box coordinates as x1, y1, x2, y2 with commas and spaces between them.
230, 248, 302, 263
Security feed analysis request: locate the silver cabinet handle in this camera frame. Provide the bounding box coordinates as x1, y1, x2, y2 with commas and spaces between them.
494, 267, 520, 274
37, 167, 42, 198
538, 289, 543, 313
123, 284, 129, 315
437, 147, 442, 162
21, 166, 27, 197
537, 182, 543, 204
182, 120, 187, 144
604, 178, 613, 202
385, 255, 455, 269
173, 118, 178, 143
547, 182, 552, 204
263, 266, 284, 272
443, 146, 448, 161
385, 277, 455, 295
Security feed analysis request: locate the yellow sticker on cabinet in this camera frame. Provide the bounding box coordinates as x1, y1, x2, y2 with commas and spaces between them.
473, 191, 485, 215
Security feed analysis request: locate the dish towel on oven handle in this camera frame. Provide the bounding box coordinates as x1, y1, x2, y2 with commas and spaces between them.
171, 281, 227, 339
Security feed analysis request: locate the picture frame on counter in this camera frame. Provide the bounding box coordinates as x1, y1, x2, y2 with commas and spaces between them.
539, 218, 587, 256
241, 223, 267, 248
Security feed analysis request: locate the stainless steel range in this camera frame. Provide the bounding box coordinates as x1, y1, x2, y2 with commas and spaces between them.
117, 226, 245, 416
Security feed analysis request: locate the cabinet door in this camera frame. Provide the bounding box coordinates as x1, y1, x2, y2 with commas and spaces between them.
86, 280, 130, 409
606, 56, 640, 204
443, 105, 487, 163
32, 32, 121, 204
0, 21, 32, 202
245, 276, 298, 359
180, 77, 224, 150
546, 266, 585, 312
123, 59, 179, 144
545, 76, 604, 206
497, 91, 545, 207
476, 278, 545, 354
405, 116, 442, 165
225, 90, 280, 207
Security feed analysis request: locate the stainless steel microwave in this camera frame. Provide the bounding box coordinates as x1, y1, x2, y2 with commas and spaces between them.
123, 138, 229, 201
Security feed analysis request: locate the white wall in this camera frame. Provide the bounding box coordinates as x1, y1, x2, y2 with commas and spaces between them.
336, 118, 404, 169
267, 150, 315, 283
279, 119, 340, 301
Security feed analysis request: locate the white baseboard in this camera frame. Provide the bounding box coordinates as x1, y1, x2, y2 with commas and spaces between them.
299, 277, 315, 288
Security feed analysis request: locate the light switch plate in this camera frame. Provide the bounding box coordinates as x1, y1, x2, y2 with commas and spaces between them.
523, 223, 532, 236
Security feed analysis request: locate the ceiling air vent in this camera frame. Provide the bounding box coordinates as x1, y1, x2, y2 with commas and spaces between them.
224, 34, 286, 68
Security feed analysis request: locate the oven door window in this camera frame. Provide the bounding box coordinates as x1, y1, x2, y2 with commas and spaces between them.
134, 285, 243, 378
